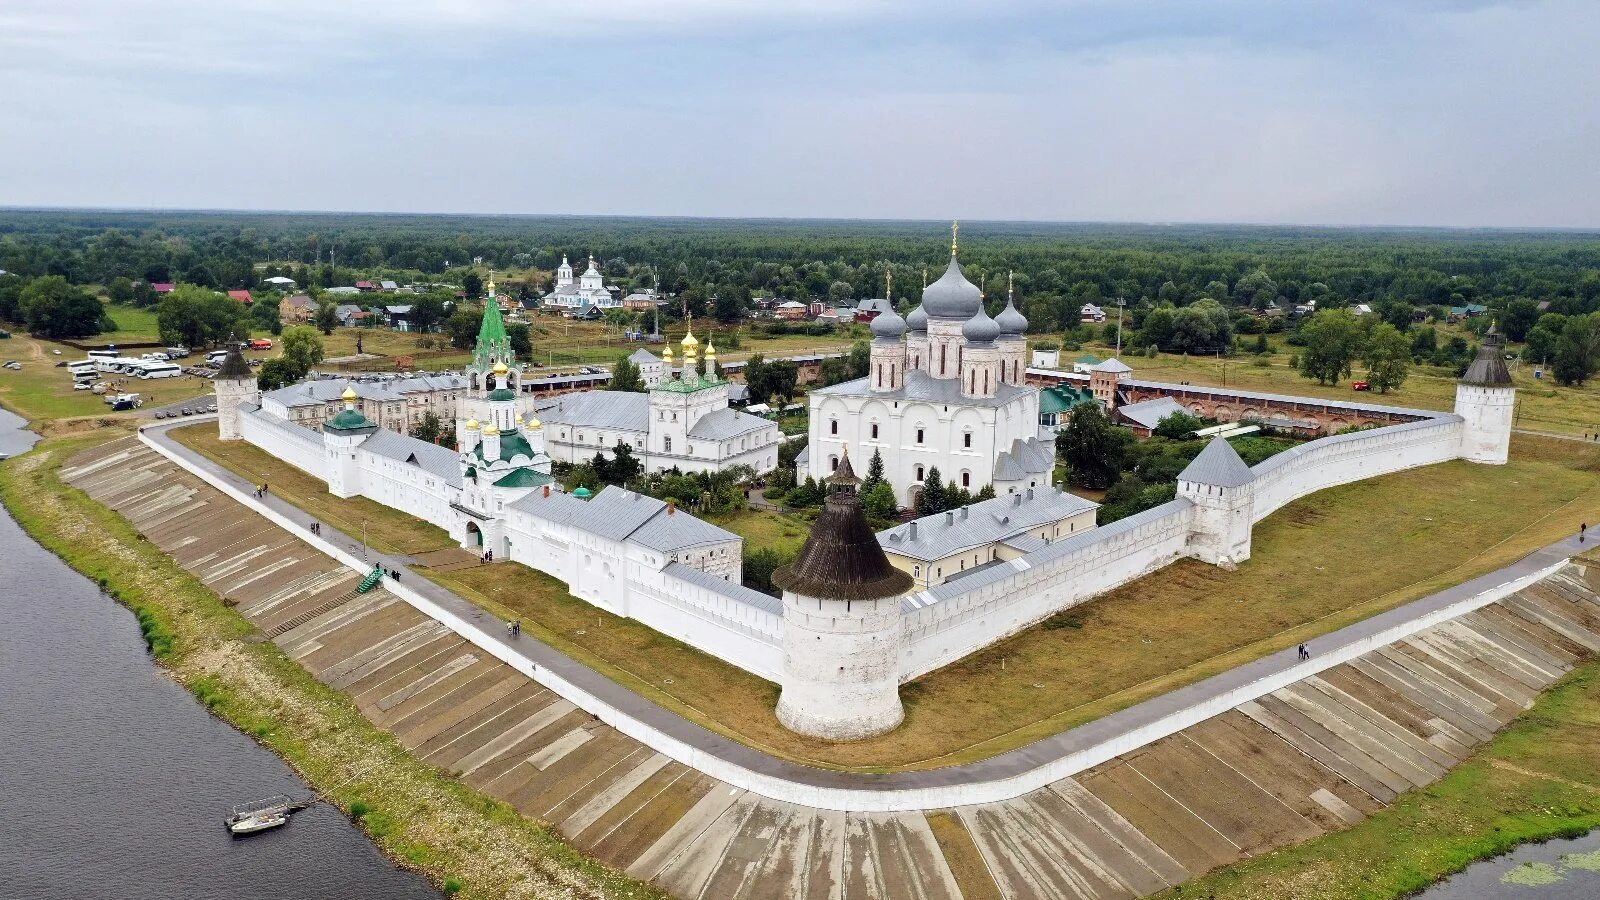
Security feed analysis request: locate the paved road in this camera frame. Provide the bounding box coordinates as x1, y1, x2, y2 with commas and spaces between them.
143, 416, 1589, 803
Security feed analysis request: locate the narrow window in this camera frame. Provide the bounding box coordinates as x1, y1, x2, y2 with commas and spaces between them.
870, 423, 879, 439
916, 465, 925, 481
830, 419, 838, 435
916, 428, 924, 444
962, 471, 970, 488
963, 432, 971, 449
940, 344, 947, 374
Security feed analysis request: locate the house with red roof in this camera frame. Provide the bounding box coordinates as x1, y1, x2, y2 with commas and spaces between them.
227, 290, 253, 304
151, 282, 176, 294
354, 280, 377, 292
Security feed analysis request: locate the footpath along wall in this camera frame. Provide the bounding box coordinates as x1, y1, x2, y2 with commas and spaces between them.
137, 421, 1565, 811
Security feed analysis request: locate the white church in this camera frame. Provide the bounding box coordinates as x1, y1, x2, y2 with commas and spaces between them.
543, 254, 619, 315
805, 231, 1055, 506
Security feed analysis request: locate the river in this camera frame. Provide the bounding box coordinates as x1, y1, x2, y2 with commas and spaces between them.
1416, 831, 1600, 899
0, 410, 439, 900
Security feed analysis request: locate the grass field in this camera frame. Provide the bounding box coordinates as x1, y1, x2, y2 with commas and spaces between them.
0, 332, 215, 424
1059, 336, 1600, 437
1, 429, 662, 900
170, 421, 1600, 771
1161, 651, 1600, 899
703, 505, 813, 558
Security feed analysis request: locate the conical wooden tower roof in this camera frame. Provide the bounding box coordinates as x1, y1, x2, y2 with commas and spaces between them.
774, 454, 912, 602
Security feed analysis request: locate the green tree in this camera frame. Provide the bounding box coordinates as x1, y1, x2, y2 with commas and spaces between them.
463, 272, 483, 300
507, 323, 532, 361
279, 325, 324, 379
314, 301, 339, 335
742, 547, 791, 596
1057, 403, 1127, 490
861, 482, 898, 521
1298, 309, 1365, 385
1363, 323, 1412, 393
446, 306, 483, 349
107, 276, 135, 305
1153, 411, 1207, 439
256, 356, 300, 390
915, 466, 948, 516
608, 442, 643, 484
409, 410, 446, 444
864, 448, 886, 492
157, 285, 246, 347
766, 359, 799, 406
19, 276, 106, 338
608, 353, 645, 391
249, 299, 282, 335
742, 353, 769, 404
1524, 325, 1558, 364
1553, 314, 1600, 386
408, 293, 447, 333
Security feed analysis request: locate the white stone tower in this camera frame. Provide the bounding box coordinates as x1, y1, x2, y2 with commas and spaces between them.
920, 223, 984, 381
1454, 324, 1515, 465
323, 387, 378, 498
774, 452, 915, 740
959, 303, 1002, 399
213, 342, 259, 441
1177, 437, 1256, 569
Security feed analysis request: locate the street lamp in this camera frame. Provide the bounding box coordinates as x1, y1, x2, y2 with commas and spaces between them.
361, 520, 369, 562
1115, 297, 1127, 359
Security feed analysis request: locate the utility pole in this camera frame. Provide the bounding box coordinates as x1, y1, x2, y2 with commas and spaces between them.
1115, 297, 1126, 359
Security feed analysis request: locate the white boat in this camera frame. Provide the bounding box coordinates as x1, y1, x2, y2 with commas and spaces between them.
224, 795, 295, 835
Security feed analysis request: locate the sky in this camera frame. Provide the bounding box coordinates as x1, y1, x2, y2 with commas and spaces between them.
3, 0, 1597, 227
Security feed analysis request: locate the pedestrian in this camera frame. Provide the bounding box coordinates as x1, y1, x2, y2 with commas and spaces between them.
1297, 643, 1310, 662
1582, 523, 1588, 542
261, 482, 268, 495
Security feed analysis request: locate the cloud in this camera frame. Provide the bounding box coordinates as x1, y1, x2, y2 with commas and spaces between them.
1, 0, 1596, 226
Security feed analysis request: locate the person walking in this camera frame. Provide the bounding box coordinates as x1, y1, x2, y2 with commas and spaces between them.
1582, 522, 1588, 542
1297, 643, 1310, 662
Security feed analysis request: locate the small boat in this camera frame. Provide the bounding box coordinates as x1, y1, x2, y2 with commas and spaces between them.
224, 795, 294, 836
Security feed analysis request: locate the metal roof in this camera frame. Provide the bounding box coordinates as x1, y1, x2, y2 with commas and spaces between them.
360, 428, 464, 488
879, 487, 1098, 563
687, 407, 775, 441
507, 486, 738, 553
1118, 396, 1187, 430
992, 436, 1055, 481
1178, 437, 1255, 488
535, 391, 649, 433
662, 563, 782, 615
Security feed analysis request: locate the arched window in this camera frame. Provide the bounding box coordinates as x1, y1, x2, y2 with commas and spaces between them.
916, 427, 925, 444
830, 455, 839, 471
961, 471, 971, 488
870, 422, 879, 439
940, 344, 947, 375
915, 465, 925, 481
830, 418, 838, 435
963, 431, 972, 449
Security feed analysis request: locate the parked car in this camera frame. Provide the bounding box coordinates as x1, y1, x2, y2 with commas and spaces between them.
3, 361, 21, 370
248, 338, 273, 350
1352, 380, 1371, 391
73, 381, 92, 390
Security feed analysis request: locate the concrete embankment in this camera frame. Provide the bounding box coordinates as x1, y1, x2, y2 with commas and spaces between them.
59, 433, 1600, 900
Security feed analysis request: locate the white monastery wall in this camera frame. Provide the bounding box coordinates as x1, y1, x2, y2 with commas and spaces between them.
1249, 416, 1464, 522
353, 447, 459, 530
239, 408, 327, 478
634, 565, 783, 681
899, 499, 1194, 680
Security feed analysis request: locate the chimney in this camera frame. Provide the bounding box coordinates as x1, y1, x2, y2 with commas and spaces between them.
945, 511, 954, 525
908, 521, 918, 540
1026, 488, 1034, 501
543, 485, 550, 497
1013, 493, 1022, 507
960, 507, 969, 520
667, 500, 676, 516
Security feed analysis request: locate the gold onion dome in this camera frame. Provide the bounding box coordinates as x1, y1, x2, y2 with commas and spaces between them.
492, 360, 509, 375
341, 386, 358, 402
482, 422, 500, 435
661, 344, 674, 360
680, 329, 699, 349
705, 341, 717, 357
465, 418, 480, 430
526, 416, 542, 429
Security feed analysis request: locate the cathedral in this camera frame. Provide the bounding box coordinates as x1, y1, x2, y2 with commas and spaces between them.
805, 228, 1055, 506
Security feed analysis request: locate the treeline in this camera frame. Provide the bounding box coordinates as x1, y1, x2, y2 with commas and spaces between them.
5, 211, 1600, 336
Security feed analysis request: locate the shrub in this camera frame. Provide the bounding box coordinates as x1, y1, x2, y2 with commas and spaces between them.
350, 801, 369, 820
443, 877, 462, 896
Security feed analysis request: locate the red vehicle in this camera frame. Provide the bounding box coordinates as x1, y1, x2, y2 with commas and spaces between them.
248, 338, 273, 350
1352, 380, 1371, 391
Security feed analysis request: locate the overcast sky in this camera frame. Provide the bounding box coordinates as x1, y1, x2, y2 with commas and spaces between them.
3, 0, 1597, 226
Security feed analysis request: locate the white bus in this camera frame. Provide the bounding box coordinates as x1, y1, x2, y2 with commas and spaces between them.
87, 349, 120, 360
137, 362, 182, 379
67, 359, 99, 377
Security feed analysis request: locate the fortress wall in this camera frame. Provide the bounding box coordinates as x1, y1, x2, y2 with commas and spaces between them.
239, 408, 327, 478
1249, 415, 1464, 522
352, 449, 458, 532
899, 499, 1194, 680
633, 566, 783, 682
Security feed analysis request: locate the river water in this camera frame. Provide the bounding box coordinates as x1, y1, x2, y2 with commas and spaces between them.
0, 410, 439, 900
1416, 831, 1600, 899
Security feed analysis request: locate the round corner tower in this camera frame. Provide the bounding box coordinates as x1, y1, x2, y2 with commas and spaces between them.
213, 342, 260, 441
773, 452, 915, 741
1454, 323, 1515, 465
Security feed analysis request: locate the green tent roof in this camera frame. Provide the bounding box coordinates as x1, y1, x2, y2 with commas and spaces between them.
475, 428, 536, 463
1040, 384, 1095, 414
472, 298, 511, 372
1076, 353, 1101, 364
493, 468, 554, 488
487, 387, 518, 401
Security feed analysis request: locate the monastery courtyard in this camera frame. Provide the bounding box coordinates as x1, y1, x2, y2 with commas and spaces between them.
165, 419, 1600, 770
60, 429, 1600, 900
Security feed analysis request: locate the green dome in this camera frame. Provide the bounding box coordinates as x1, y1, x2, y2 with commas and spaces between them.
572, 486, 593, 499
325, 408, 376, 433
488, 388, 518, 401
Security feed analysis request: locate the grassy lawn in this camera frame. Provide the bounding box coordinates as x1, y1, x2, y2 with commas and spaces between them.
170, 425, 455, 556
100, 303, 164, 342
703, 505, 812, 557
1161, 657, 1600, 899
1060, 337, 1600, 437
1, 429, 660, 900
170, 419, 1600, 772
318, 320, 860, 373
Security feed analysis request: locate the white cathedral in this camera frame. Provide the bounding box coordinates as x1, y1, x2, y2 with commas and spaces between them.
805, 231, 1055, 506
